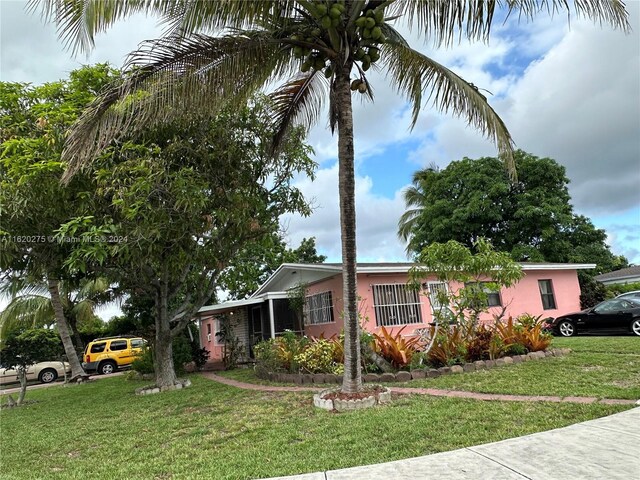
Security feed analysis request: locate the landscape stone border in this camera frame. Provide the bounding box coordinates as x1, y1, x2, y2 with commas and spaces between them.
256, 348, 571, 385
135, 378, 192, 395
313, 386, 392, 412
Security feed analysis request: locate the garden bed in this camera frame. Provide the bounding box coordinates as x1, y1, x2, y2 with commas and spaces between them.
256, 348, 571, 384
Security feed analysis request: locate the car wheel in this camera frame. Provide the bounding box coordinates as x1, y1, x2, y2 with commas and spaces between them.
98, 361, 117, 375
558, 320, 576, 337
631, 318, 640, 336
38, 368, 58, 384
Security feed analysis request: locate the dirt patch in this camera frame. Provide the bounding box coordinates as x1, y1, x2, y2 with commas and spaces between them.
321, 385, 386, 401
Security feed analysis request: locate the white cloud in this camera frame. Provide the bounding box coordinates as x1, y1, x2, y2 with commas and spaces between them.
281, 162, 409, 262
0, 1, 162, 84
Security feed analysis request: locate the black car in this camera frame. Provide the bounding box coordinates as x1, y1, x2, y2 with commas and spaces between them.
545, 298, 640, 337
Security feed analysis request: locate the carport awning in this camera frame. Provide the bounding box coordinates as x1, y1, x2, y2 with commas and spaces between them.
198, 292, 289, 316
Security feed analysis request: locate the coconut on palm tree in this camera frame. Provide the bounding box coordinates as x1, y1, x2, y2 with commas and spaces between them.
39, 0, 628, 394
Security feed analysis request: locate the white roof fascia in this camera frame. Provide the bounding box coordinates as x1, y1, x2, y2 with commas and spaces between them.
198, 291, 291, 315
519, 263, 596, 271
250, 262, 596, 298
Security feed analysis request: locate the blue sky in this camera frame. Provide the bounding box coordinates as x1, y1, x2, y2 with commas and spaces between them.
1, 0, 639, 274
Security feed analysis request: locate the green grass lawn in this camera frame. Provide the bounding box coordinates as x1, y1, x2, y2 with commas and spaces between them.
0, 374, 631, 480
220, 336, 640, 400
392, 336, 640, 399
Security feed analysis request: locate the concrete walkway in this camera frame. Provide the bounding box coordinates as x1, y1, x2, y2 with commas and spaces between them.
265, 407, 640, 480
201, 372, 638, 405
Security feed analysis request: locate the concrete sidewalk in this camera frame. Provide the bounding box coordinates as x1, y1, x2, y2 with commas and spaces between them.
266, 407, 640, 480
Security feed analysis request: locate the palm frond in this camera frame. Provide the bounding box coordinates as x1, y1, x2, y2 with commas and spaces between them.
381, 41, 516, 179
0, 277, 48, 300
75, 277, 111, 301
391, 0, 629, 47
0, 295, 55, 341
71, 300, 96, 324
397, 206, 423, 243
34, 0, 178, 55
61, 31, 296, 178
161, 1, 298, 36
269, 71, 327, 155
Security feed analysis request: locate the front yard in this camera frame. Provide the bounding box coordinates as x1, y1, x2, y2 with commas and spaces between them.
0, 336, 637, 480
221, 336, 640, 400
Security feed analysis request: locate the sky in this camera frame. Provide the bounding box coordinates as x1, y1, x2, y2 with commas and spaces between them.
1, 1, 639, 317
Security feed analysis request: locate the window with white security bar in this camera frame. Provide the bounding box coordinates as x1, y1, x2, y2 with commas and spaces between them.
304, 291, 334, 325
372, 284, 423, 327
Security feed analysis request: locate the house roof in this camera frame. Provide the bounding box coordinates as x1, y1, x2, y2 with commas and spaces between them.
594, 265, 640, 283
198, 291, 289, 316
198, 261, 596, 316
251, 261, 596, 297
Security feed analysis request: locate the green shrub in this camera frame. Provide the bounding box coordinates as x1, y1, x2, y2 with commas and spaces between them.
409, 351, 429, 370
131, 347, 154, 374
254, 339, 284, 373
505, 342, 527, 356
605, 281, 640, 297
275, 330, 309, 372
130, 335, 199, 375
172, 335, 193, 374
294, 339, 342, 374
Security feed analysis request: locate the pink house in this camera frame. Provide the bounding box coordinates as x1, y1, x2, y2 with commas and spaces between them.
197, 262, 594, 361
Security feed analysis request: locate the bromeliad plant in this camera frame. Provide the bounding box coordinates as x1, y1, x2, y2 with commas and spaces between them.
372, 326, 423, 369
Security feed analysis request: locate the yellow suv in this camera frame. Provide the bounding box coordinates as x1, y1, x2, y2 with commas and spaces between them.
83, 336, 147, 375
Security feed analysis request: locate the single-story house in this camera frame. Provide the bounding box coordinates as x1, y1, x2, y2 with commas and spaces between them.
197, 262, 594, 361
594, 265, 640, 286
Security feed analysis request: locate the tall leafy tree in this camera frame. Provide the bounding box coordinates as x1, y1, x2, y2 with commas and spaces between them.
58, 99, 315, 388
0, 65, 118, 381
41, 0, 629, 394
399, 150, 628, 273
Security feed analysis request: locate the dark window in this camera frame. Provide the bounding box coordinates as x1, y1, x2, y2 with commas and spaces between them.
465, 282, 502, 308
109, 340, 128, 351
90, 342, 106, 354
538, 280, 557, 310
130, 339, 145, 349
372, 284, 422, 327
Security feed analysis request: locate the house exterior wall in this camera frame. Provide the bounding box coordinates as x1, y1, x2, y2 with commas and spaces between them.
199, 307, 250, 362
302, 269, 583, 338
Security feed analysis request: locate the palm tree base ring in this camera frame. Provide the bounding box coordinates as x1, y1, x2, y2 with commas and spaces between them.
313, 386, 391, 412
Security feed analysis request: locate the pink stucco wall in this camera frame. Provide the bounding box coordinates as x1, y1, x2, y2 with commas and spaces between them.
303, 269, 583, 338
199, 315, 224, 361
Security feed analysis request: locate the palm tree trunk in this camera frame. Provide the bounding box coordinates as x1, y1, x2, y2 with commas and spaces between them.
17, 367, 27, 405
335, 67, 362, 394
47, 277, 87, 381
67, 312, 85, 362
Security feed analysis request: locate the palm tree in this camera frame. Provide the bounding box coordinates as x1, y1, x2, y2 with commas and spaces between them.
397, 164, 439, 253
40, 1, 628, 394
0, 277, 112, 357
